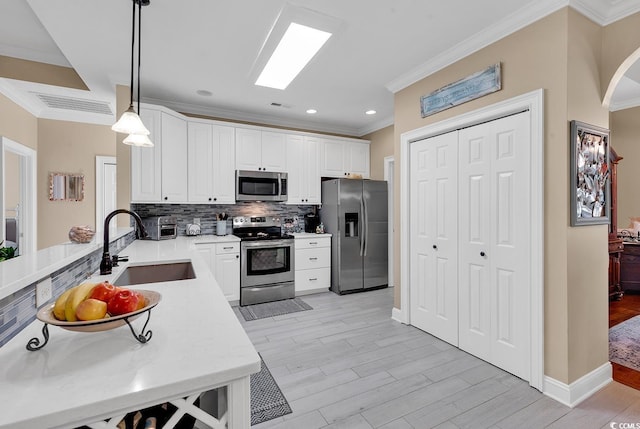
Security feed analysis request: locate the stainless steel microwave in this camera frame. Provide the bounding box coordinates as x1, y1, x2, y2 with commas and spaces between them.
236, 170, 288, 202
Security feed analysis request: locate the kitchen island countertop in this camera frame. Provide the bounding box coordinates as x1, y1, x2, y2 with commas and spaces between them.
0, 236, 260, 429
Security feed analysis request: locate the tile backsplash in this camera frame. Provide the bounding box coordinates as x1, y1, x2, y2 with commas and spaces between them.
131, 202, 317, 235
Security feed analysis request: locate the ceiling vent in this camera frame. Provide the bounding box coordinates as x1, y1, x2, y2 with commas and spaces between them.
34, 93, 113, 115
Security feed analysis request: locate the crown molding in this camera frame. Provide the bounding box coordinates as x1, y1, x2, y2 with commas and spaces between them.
570, 0, 640, 25
356, 115, 394, 137
144, 96, 365, 137
386, 0, 568, 94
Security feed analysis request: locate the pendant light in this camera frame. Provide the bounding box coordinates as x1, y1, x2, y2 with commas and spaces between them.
113, 0, 152, 144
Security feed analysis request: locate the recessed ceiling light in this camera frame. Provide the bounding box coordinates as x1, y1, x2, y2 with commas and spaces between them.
306, 109, 317, 114
196, 89, 213, 97
255, 23, 332, 90
365, 110, 377, 115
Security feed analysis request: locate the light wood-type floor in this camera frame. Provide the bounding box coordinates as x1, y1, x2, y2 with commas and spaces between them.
234, 288, 640, 429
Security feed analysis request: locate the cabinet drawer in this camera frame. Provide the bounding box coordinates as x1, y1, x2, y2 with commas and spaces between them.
296, 247, 330, 270
609, 242, 624, 252
296, 236, 331, 250
216, 242, 240, 254
295, 267, 330, 292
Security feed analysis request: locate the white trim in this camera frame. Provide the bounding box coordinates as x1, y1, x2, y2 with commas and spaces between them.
400, 89, 544, 391
95, 156, 117, 244
384, 156, 395, 290
391, 307, 407, 324
543, 363, 612, 407
1, 137, 37, 254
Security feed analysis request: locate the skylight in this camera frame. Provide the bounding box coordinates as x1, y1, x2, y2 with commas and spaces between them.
255, 23, 332, 90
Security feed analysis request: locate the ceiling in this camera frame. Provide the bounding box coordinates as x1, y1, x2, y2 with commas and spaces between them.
1, 0, 639, 137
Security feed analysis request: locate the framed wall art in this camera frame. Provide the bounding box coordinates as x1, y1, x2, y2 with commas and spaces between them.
570, 120, 610, 226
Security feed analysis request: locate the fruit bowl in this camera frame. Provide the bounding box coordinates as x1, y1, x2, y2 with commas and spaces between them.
36, 289, 161, 333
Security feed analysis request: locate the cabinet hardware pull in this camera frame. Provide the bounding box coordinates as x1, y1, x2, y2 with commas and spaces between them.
433, 245, 437, 249
310, 242, 318, 245
309, 278, 317, 281
480, 251, 486, 257
309, 257, 318, 261
223, 246, 234, 250
164, 196, 168, 200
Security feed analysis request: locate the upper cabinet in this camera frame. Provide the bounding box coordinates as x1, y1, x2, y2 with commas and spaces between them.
188, 121, 235, 204
131, 108, 188, 203
235, 129, 287, 172
320, 139, 370, 179
286, 135, 320, 205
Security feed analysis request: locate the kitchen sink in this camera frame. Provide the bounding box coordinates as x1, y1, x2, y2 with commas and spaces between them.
113, 261, 196, 286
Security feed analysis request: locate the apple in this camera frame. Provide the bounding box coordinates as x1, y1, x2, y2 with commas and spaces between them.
89, 281, 120, 303
75, 298, 108, 321
135, 291, 147, 310
107, 289, 140, 316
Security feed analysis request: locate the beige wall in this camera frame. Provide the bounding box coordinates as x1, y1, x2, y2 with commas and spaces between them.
364, 125, 394, 180
0, 56, 87, 90
0, 93, 37, 150
393, 8, 615, 385
37, 119, 115, 248
611, 106, 640, 227
4, 151, 20, 213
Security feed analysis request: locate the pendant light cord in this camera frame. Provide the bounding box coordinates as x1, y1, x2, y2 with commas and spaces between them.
128, 0, 136, 110
137, 0, 142, 115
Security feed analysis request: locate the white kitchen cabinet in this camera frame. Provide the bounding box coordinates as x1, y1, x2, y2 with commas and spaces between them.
131, 108, 188, 203
286, 135, 320, 204
235, 128, 287, 172
188, 122, 235, 203
160, 112, 188, 202
320, 139, 370, 179
131, 108, 162, 202
294, 235, 331, 294
196, 241, 240, 302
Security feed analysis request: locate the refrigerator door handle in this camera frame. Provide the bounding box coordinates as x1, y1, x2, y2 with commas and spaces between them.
363, 193, 369, 256
360, 197, 365, 256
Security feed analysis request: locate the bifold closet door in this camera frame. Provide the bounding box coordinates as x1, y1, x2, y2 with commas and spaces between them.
410, 131, 459, 345
457, 111, 531, 381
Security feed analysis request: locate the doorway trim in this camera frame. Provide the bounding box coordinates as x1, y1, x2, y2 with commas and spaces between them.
384, 156, 394, 288
1, 137, 37, 254
399, 89, 544, 391
96, 156, 117, 242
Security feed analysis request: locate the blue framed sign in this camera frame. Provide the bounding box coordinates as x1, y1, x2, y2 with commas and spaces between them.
420, 63, 502, 118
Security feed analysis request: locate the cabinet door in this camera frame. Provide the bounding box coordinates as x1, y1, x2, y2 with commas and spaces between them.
346, 142, 370, 179
188, 122, 214, 202
320, 139, 346, 178
285, 134, 306, 204
161, 112, 188, 202
212, 125, 236, 203
305, 137, 321, 203
235, 128, 262, 171
131, 109, 162, 202
196, 244, 216, 277
261, 131, 287, 171
215, 252, 240, 301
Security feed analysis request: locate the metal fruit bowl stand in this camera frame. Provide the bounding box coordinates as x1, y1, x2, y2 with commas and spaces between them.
26, 290, 162, 351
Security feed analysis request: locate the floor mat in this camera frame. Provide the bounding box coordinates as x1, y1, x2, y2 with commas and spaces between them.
610, 315, 640, 372
239, 298, 313, 321
251, 354, 292, 425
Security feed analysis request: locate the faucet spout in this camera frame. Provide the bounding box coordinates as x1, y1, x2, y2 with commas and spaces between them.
100, 209, 147, 275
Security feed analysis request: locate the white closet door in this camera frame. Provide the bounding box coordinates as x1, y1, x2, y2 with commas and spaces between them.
410, 131, 459, 345
458, 111, 531, 380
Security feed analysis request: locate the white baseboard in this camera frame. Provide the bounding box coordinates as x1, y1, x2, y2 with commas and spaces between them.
391, 306, 407, 324
544, 362, 612, 407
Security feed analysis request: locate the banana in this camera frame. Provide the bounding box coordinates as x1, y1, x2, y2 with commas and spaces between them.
64, 282, 97, 322
53, 287, 75, 321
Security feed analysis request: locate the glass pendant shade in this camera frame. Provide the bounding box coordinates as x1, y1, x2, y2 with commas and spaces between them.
123, 132, 154, 147
112, 106, 150, 135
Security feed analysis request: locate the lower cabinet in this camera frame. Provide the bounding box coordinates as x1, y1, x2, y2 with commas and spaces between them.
196, 242, 240, 302
295, 236, 331, 294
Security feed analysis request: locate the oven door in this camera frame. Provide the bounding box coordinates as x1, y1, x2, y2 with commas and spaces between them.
240, 239, 294, 287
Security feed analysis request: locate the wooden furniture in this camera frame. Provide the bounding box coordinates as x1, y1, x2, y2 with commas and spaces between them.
609, 147, 624, 299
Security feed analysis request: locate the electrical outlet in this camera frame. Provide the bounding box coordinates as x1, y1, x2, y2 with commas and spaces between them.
194, 218, 201, 225
36, 277, 53, 307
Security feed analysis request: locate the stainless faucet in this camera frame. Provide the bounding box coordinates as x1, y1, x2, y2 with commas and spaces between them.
100, 209, 147, 275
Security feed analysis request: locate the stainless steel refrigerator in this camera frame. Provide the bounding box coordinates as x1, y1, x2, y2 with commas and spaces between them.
320, 179, 388, 294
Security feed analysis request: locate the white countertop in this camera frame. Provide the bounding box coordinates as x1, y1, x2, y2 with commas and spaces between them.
0, 236, 260, 429
0, 227, 134, 301
291, 232, 332, 238
189, 234, 241, 244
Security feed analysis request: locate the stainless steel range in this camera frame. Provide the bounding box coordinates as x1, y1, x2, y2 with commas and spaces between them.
233, 216, 295, 306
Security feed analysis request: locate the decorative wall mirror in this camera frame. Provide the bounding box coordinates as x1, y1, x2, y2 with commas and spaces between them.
49, 172, 85, 201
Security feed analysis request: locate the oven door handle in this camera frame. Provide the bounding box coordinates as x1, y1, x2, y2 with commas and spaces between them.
241, 239, 293, 249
